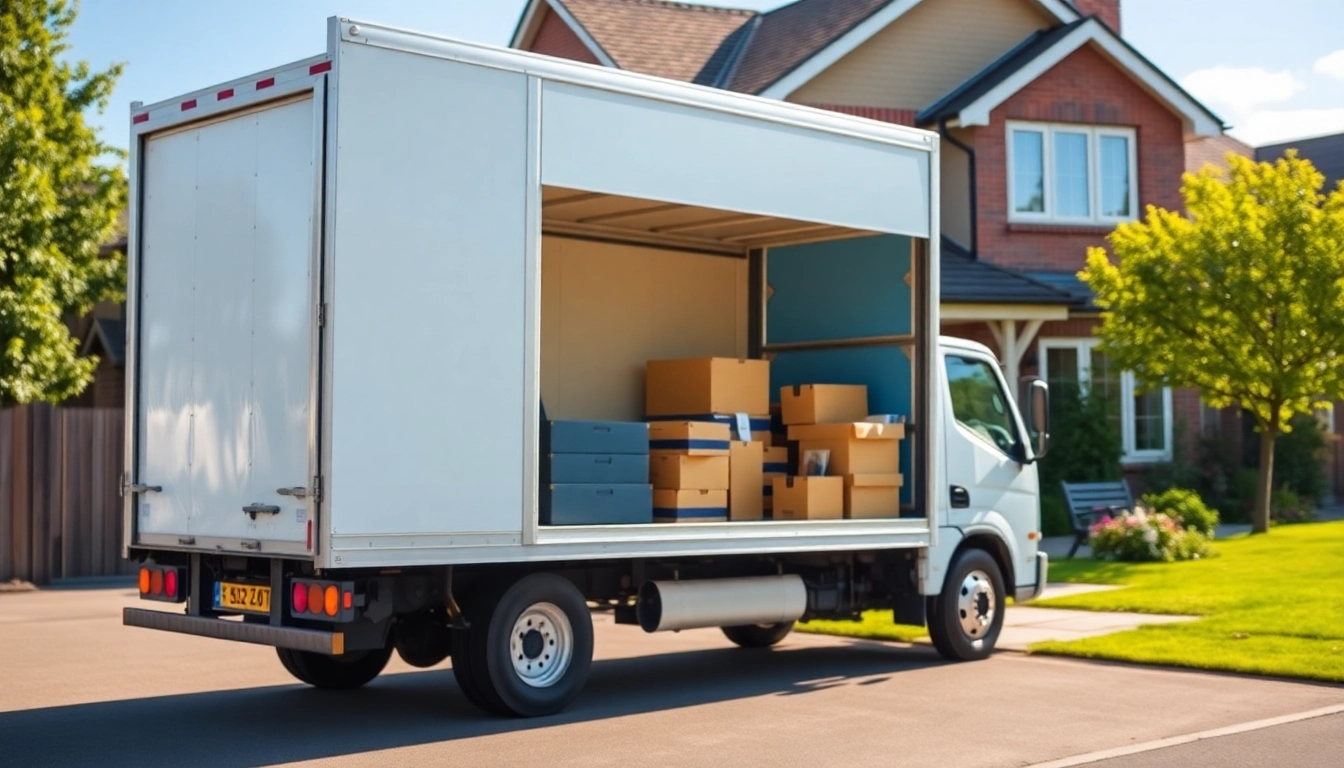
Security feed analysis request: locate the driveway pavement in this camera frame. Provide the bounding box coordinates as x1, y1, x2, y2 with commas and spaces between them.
2, 586, 1341, 767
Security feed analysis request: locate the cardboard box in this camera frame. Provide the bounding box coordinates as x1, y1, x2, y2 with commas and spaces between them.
649, 455, 730, 490
646, 358, 770, 417
648, 421, 731, 455
729, 440, 764, 521
762, 472, 786, 512
647, 413, 771, 444
763, 446, 790, 475
541, 420, 649, 455
653, 489, 729, 523
786, 422, 905, 441
780, 384, 869, 425
844, 474, 905, 519
540, 484, 653, 526
770, 476, 843, 520
797, 439, 900, 475
543, 454, 648, 485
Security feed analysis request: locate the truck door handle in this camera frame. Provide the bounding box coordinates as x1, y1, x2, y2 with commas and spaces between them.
243, 503, 281, 520
129, 483, 162, 494
277, 487, 308, 498
950, 486, 971, 509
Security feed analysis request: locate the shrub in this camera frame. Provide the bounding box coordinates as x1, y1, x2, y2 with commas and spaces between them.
1142, 487, 1219, 535
1039, 385, 1122, 489
1273, 413, 1328, 503
1270, 488, 1319, 525
1039, 488, 1071, 538
1089, 506, 1211, 562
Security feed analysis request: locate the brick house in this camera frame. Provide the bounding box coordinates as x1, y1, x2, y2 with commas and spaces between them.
510, 0, 1226, 476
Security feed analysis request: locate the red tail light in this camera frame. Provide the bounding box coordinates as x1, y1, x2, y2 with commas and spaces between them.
292, 582, 309, 613
137, 564, 187, 603
164, 569, 178, 599
289, 578, 360, 623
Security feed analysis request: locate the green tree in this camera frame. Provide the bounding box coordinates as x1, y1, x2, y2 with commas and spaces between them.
1081, 151, 1344, 534
1, 0, 126, 404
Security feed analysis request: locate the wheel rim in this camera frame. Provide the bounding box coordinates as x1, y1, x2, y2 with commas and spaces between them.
956, 569, 996, 640
509, 602, 573, 688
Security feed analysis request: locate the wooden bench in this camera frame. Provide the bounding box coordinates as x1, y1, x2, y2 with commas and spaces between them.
1059, 479, 1134, 558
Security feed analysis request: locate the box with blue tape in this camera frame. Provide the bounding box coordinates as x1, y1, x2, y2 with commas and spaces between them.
648, 421, 731, 456
653, 489, 729, 523
540, 484, 653, 526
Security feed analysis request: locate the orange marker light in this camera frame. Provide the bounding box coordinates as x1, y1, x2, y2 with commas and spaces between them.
139, 568, 151, 594
342, 591, 352, 611
150, 569, 164, 596
308, 583, 323, 615
324, 585, 339, 617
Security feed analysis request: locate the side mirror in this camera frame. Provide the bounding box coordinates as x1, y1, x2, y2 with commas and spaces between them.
1020, 378, 1050, 461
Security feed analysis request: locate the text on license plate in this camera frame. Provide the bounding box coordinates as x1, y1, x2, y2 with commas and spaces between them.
215, 582, 271, 613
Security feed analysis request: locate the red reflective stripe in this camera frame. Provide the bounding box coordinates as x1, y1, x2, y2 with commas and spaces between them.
256, 77, 275, 90
180, 99, 197, 111
309, 61, 331, 75
306, 519, 312, 550
132, 113, 149, 124
217, 88, 234, 100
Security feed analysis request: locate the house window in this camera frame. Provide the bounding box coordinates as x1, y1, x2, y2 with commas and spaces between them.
1039, 338, 1171, 463
1007, 122, 1138, 224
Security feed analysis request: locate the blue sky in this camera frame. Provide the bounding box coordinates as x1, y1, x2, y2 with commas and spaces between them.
67, 0, 1344, 151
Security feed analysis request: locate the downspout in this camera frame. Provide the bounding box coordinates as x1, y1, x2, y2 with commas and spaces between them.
938, 117, 977, 259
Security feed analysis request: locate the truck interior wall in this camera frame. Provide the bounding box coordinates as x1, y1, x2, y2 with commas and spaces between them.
766, 234, 917, 506
539, 235, 748, 422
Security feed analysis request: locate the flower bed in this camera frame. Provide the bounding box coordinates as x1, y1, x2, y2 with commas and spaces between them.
1089, 505, 1211, 562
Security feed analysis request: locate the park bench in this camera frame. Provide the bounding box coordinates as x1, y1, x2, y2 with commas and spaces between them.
1059, 479, 1134, 558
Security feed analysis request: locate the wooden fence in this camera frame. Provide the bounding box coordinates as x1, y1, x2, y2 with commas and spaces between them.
1, 405, 133, 585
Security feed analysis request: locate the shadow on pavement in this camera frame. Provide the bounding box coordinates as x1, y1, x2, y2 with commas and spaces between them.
0, 640, 945, 767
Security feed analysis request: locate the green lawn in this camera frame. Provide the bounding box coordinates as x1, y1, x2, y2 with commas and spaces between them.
798, 521, 1344, 683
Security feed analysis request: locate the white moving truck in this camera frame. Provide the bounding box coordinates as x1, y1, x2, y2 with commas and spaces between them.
122, 17, 1050, 717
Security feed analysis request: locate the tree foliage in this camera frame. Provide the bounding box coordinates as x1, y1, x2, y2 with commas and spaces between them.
0, 0, 126, 404
1081, 151, 1344, 533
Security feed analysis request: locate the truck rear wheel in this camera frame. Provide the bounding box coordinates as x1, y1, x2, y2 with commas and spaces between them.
721, 622, 794, 648
927, 548, 1005, 661
451, 573, 594, 717
276, 645, 393, 690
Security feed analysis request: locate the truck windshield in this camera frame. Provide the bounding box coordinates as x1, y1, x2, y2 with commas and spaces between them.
945, 354, 1020, 455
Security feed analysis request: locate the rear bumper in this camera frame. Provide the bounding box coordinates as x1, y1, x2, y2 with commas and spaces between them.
1014, 551, 1049, 603
123, 608, 344, 655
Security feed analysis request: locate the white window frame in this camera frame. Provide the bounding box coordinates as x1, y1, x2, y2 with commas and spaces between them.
1006, 121, 1139, 226
1038, 338, 1173, 464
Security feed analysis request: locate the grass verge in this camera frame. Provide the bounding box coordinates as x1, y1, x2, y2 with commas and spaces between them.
796, 521, 1344, 683
1029, 520, 1344, 683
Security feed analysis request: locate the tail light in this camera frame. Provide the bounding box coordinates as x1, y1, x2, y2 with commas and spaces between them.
138, 564, 187, 603
289, 578, 360, 622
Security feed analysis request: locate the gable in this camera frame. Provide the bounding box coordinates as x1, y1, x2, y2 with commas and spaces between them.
789, 0, 1054, 110
529, 6, 602, 65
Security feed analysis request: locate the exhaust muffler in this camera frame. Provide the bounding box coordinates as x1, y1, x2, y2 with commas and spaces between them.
636, 575, 807, 633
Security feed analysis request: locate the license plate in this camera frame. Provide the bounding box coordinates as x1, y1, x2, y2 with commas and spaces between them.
214, 582, 271, 614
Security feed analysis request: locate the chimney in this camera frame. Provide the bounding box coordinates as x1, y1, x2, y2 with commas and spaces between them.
1073, 0, 1120, 33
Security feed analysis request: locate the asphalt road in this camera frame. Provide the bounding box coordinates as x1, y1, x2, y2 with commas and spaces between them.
2, 585, 1342, 767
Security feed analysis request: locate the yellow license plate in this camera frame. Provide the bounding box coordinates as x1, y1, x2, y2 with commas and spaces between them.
215, 582, 271, 614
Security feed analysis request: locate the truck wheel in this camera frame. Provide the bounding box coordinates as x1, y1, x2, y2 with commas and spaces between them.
452, 573, 594, 717
276, 645, 393, 690
721, 622, 794, 648
927, 548, 1005, 661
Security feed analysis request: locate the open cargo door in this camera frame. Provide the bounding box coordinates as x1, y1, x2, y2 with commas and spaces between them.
133, 94, 321, 554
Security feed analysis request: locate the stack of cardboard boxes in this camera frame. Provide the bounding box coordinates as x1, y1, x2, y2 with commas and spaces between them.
773, 384, 905, 520
645, 358, 768, 523
539, 419, 653, 525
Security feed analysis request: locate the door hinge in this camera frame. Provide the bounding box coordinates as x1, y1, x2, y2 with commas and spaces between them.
311, 475, 323, 503
317, 303, 327, 327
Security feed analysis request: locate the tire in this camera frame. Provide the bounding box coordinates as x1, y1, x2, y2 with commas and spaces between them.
721, 622, 794, 648
927, 548, 1006, 661
451, 573, 594, 717
276, 645, 393, 690
393, 613, 453, 669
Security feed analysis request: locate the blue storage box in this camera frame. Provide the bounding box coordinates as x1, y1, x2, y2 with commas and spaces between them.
646, 413, 771, 442
542, 420, 649, 455
543, 453, 648, 484
540, 484, 653, 526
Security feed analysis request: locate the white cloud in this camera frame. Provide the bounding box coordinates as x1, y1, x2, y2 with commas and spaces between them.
1226, 108, 1344, 147
1316, 50, 1344, 80
1181, 66, 1305, 113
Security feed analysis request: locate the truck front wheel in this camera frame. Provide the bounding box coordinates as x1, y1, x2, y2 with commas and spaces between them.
276, 645, 393, 690
451, 573, 594, 717
721, 622, 794, 648
926, 548, 1005, 661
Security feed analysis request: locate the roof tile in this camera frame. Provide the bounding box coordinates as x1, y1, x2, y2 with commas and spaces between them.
561, 0, 756, 84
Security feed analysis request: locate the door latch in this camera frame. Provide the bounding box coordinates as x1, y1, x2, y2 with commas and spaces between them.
129, 483, 163, 494
277, 487, 308, 498
950, 485, 971, 509
243, 503, 281, 520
